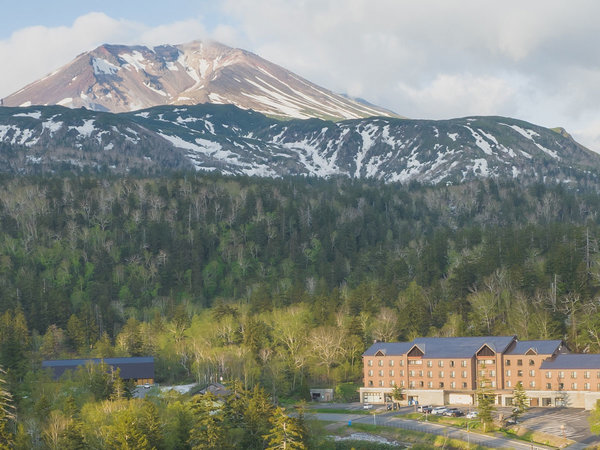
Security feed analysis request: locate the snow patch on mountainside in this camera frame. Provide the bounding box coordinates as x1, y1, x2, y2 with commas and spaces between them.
93, 58, 119, 75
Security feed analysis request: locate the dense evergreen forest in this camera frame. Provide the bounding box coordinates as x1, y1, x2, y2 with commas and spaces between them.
2, 172, 600, 447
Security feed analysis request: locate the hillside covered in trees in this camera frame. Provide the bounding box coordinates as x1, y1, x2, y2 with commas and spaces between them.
2, 173, 600, 446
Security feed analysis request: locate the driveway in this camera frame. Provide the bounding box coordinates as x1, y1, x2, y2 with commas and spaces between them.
314, 411, 554, 449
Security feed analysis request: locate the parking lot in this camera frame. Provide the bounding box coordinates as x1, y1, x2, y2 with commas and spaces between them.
313, 403, 600, 446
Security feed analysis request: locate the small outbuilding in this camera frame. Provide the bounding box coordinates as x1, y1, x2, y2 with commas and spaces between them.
42, 356, 154, 386
310, 388, 334, 402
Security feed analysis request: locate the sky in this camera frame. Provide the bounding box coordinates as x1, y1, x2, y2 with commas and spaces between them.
1, 0, 600, 151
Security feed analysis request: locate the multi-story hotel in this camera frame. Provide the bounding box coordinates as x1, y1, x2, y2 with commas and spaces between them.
360, 336, 600, 410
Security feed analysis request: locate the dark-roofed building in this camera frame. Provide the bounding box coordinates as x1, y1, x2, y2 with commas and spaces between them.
42, 357, 154, 386
359, 336, 600, 409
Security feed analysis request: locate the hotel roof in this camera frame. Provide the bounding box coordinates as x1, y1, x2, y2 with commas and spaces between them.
540, 354, 600, 370
505, 340, 564, 356
363, 336, 516, 358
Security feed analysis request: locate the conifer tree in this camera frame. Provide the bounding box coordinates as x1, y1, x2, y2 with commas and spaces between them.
512, 381, 528, 422
264, 407, 307, 450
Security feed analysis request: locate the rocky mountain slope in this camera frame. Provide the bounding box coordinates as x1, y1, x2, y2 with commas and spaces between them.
0, 104, 598, 185
2, 40, 396, 121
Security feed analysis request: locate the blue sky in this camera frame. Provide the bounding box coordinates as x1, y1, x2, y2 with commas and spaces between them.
1, 0, 599, 150
0, 1, 229, 39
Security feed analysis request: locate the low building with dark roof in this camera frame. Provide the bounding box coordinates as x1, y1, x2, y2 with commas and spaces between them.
42, 356, 154, 386
359, 336, 600, 409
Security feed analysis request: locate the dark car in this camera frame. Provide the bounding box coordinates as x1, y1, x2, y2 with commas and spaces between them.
443, 408, 464, 417
419, 405, 433, 413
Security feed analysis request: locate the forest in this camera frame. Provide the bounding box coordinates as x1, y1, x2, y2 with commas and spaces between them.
1, 172, 600, 447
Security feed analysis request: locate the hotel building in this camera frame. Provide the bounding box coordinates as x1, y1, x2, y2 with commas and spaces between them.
360, 336, 600, 410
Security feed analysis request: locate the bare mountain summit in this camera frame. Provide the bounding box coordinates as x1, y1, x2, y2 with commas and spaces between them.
3, 40, 397, 120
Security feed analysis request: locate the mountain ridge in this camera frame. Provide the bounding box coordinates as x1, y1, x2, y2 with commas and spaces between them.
0, 103, 598, 185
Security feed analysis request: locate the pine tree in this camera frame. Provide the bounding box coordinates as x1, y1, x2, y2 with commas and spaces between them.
512, 381, 528, 422
264, 407, 307, 450
476, 364, 496, 432
0, 368, 14, 450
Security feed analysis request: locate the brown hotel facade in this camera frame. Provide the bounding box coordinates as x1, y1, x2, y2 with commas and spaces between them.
360, 336, 600, 410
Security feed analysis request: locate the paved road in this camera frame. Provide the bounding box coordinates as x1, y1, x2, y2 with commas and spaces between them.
315, 411, 554, 449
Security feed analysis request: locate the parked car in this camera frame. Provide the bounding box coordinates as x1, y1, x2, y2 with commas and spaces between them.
417, 405, 432, 413
431, 406, 448, 415
443, 408, 464, 417
465, 411, 478, 419
363, 403, 373, 410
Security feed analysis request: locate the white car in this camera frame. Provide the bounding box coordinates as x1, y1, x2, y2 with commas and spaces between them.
465, 411, 478, 419
431, 406, 448, 415
363, 403, 373, 410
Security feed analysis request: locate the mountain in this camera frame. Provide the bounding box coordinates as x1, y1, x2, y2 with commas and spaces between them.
2, 40, 397, 121
0, 103, 598, 185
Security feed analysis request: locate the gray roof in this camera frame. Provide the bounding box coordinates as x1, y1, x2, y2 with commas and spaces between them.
505, 340, 563, 355
42, 357, 154, 380
363, 336, 516, 358
363, 342, 415, 356
540, 354, 600, 370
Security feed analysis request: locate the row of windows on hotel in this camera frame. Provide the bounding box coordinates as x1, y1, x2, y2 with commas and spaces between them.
366, 378, 600, 390
367, 358, 537, 367
367, 368, 600, 379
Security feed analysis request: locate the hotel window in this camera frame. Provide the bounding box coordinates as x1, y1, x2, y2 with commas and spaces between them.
439, 382, 444, 388
419, 381, 424, 387
427, 360, 433, 367
462, 371, 467, 378
400, 360, 404, 366
529, 370, 535, 377
368, 360, 373, 367
450, 371, 456, 378
400, 370, 405, 376
506, 359, 511, 366
461, 360, 467, 367
450, 360, 455, 367
389, 370, 395, 377
378, 360, 383, 366
572, 383, 578, 390
571, 371, 577, 379
368, 370, 373, 376
390, 380, 396, 386
418, 370, 423, 377
438, 361, 444, 367
546, 371, 552, 379
517, 370, 523, 377
585, 371, 591, 379
409, 370, 415, 377
409, 381, 415, 388
546, 383, 551, 389
427, 381, 433, 388
390, 360, 395, 367
462, 382, 468, 388
559, 371, 565, 379
379, 380, 384, 387
529, 359, 535, 366
517, 359, 523, 366
585, 383, 591, 390
506, 380, 512, 388
427, 371, 433, 378
506, 370, 511, 377
559, 383, 564, 390
379, 370, 384, 376
479, 370, 485, 377
491, 381, 496, 387
368, 380, 373, 386
529, 381, 535, 388
400, 380, 405, 387
450, 381, 456, 388
439, 371, 445, 378
490, 370, 496, 377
